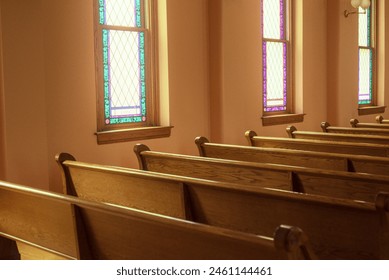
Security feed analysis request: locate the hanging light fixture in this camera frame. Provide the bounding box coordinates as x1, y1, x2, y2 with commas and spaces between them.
344, 0, 371, 17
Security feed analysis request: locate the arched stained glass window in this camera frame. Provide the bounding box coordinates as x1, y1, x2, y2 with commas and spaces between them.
261, 0, 290, 113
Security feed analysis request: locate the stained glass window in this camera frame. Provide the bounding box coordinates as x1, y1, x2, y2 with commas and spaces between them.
261, 0, 288, 112
97, 0, 147, 125
358, 5, 374, 105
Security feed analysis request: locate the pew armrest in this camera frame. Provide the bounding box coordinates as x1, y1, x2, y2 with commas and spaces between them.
245, 130, 257, 146
274, 225, 317, 260
194, 136, 209, 157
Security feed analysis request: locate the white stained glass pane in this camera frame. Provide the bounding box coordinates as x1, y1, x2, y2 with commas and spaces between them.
105, 0, 140, 27
359, 48, 372, 102
358, 7, 369, 47
263, 0, 282, 40
109, 30, 142, 117
265, 42, 285, 107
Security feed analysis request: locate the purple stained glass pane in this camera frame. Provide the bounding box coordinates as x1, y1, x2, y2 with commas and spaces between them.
263, 41, 287, 112
262, 0, 288, 113
280, 0, 285, 40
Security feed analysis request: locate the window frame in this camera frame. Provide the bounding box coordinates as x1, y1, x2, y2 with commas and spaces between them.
93, 0, 171, 144
358, 1, 377, 108
261, 0, 292, 116
260, 0, 304, 126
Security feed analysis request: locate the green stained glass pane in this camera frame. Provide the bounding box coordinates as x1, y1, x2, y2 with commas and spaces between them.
358, 7, 371, 47
102, 29, 146, 124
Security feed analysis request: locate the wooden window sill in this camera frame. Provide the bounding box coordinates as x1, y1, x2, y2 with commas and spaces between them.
358, 105, 386, 116
96, 126, 173, 145
262, 113, 305, 126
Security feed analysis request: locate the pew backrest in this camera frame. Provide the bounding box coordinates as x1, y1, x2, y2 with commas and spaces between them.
351, 119, 389, 129
196, 136, 389, 176
376, 115, 389, 124
135, 144, 389, 203
184, 182, 389, 259
0, 180, 306, 260
245, 130, 389, 157
287, 125, 389, 145
56, 153, 191, 220
78, 202, 309, 260
322, 121, 389, 136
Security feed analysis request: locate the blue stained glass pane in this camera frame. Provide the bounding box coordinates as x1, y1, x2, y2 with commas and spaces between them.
100, 0, 147, 125
102, 29, 146, 124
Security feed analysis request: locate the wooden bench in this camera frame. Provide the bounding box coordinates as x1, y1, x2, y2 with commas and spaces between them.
350, 119, 389, 129
287, 125, 389, 145
376, 115, 389, 124
245, 130, 389, 157
135, 144, 389, 203
56, 153, 192, 220
322, 121, 389, 136
196, 136, 389, 175
56, 156, 389, 259
0, 180, 306, 260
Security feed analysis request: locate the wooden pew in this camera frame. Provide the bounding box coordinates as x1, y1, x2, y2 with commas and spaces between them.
56, 153, 191, 220
0, 180, 305, 260
287, 125, 389, 145
376, 115, 389, 124
196, 136, 389, 175
350, 118, 389, 129
245, 130, 389, 157
135, 144, 389, 203
322, 121, 389, 136
56, 156, 389, 259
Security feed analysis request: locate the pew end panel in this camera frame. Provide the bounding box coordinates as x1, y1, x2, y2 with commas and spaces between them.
194, 136, 210, 157
320, 122, 330, 132
350, 118, 358, 127
0, 181, 81, 259
134, 144, 151, 170
245, 130, 258, 146
376, 115, 385, 124
56, 152, 77, 195
273, 225, 316, 260
286, 126, 297, 138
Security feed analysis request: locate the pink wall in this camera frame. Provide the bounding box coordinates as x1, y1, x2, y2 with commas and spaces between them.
209, 0, 328, 144
0, 0, 388, 192
0, 0, 210, 192
327, 0, 389, 126
0, 0, 50, 188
